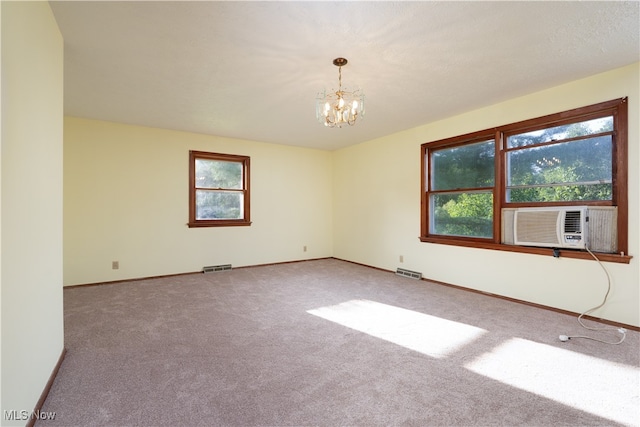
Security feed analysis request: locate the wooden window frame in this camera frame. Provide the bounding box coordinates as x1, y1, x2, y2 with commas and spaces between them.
420, 98, 630, 264
188, 150, 251, 228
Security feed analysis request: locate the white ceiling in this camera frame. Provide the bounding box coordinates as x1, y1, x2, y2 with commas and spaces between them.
50, 1, 640, 151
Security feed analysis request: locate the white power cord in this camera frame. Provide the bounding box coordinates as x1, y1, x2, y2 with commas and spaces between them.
558, 246, 627, 345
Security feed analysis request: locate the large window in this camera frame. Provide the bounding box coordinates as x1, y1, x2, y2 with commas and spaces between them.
420, 98, 629, 263
188, 151, 251, 227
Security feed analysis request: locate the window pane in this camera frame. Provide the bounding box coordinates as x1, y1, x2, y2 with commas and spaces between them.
430, 192, 493, 238
508, 184, 611, 203
507, 116, 613, 148
506, 136, 612, 202
195, 159, 242, 189
431, 140, 495, 190
196, 190, 243, 220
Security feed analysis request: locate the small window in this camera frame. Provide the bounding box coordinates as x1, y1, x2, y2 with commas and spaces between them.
188, 151, 251, 227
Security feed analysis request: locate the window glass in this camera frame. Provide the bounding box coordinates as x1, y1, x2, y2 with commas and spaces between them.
195, 159, 243, 189
196, 190, 243, 220
430, 191, 493, 238
506, 136, 612, 202
431, 140, 495, 190
507, 116, 613, 148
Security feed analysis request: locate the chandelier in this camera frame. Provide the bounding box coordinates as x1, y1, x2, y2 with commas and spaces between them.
316, 58, 365, 128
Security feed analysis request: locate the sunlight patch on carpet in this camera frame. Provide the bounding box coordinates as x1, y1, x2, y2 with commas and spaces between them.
307, 299, 487, 358
464, 338, 640, 426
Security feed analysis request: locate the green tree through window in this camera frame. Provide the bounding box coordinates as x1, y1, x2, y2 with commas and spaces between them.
430, 139, 495, 237
506, 118, 613, 203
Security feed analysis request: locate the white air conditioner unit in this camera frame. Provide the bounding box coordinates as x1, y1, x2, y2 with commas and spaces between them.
513, 206, 588, 249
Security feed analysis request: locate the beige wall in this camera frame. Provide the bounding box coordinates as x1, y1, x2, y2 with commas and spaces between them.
333, 63, 640, 327
63, 118, 333, 285
1, 2, 65, 425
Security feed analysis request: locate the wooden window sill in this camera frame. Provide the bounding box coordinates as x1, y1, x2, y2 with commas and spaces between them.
419, 236, 632, 264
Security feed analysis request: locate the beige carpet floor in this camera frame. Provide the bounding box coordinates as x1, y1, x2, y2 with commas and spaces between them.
39, 259, 639, 426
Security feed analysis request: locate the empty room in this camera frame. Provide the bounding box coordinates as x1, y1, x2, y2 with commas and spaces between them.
1, 1, 639, 426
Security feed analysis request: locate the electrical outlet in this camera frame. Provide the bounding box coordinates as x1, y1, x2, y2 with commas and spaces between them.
112, 261, 119, 270
303, 245, 307, 252
399, 255, 404, 263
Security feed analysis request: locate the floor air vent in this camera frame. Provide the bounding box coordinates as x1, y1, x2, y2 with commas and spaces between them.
203, 264, 232, 273
396, 268, 422, 280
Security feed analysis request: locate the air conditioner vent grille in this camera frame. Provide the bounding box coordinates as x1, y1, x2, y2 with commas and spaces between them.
564, 210, 583, 233
515, 210, 560, 245
513, 206, 587, 249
